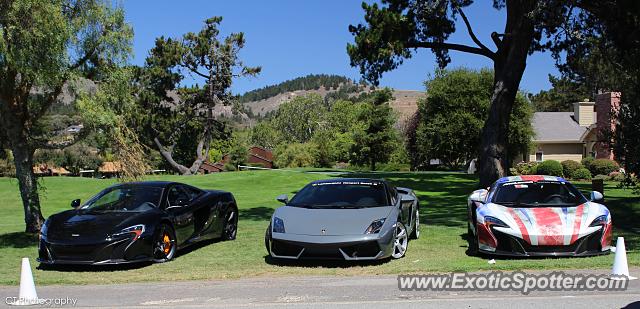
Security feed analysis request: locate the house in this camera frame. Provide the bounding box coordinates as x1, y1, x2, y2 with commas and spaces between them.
33, 164, 71, 176
199, 161, 225, 174
99, 161, 122, 178
199, 146, 274, 174
524, 92, 620, 163
246, 146, 274, 168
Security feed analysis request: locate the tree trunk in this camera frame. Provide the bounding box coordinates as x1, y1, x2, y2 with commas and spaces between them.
12, 144, 44, 233
478, 0, 535, 188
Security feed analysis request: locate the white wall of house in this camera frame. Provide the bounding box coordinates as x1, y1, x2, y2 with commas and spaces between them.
529, 143, 584, 162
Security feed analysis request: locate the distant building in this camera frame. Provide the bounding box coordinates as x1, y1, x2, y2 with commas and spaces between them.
199, 161, 225, 174
520, 92, 620, 163
32, 164, 71, 176
99, 161, 122, 178
199, 146, 274, 174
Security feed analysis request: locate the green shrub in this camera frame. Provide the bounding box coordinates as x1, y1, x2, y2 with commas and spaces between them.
274, 143, 317, 168
561, 160, 583, 178
593, 174, 609, 181
572, 168, 592, 180
536, 160, 564, 177
511, 161, 538, 176
590, 159, 619, 176
377, 163, 411, 172
223, 163, 237, 171
581, 156, 595, 172
609, 171, 625, 182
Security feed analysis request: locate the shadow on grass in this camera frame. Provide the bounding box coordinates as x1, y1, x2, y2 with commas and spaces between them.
0, 232, 38, 249
239, 206, 274, 221
264, 255, 390, 268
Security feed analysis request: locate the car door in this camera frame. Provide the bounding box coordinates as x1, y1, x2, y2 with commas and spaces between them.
182, 185, 217, 239
166, 185, 196, 245
393, 185, 413, 227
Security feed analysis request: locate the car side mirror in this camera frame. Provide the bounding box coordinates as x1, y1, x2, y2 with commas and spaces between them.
276, 194, 288, 204
470, 189, 488, 203
400, 195, 415, 208
71, 199, 81, 208
590, 191, 604, 202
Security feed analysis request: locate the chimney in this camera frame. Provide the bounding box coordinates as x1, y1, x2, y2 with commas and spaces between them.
594, 92, 621, 160
573, 100, 596, 126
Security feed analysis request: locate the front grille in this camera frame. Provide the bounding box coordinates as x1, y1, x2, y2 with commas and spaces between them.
49, 244, 97, 260
493, 229, 604, 255
341, 241, 381, 258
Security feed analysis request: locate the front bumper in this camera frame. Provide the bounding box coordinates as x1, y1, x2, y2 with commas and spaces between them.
481, 228, 610, 257
268, 232, 394, 260
38, 235, 153, 265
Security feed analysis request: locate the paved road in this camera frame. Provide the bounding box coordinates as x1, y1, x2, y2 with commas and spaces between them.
1, 269, 639, 308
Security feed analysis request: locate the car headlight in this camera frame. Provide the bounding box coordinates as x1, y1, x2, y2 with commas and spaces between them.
272, 217, 285, 233
589, 215, 608, 227
365, 218, 386, 234
484, 216, 508, 228
111, 224, 145, 241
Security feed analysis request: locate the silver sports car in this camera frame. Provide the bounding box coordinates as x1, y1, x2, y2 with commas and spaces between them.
265, 178, 420, 260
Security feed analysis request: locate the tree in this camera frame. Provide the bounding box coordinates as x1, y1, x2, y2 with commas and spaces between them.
348, 0, 587, 186
350, 89, 397, 170
270, 94, 327, 143
141, 17, 260, 175
410, 68, 533, 169
0, 0, 132, 232
528, 76, 591, 112
558, 1, 640, 191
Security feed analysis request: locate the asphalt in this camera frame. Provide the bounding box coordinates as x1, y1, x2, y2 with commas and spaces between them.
1, 268, 639, 308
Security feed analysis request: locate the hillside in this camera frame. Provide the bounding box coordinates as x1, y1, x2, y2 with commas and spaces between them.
240, 75, 423, 123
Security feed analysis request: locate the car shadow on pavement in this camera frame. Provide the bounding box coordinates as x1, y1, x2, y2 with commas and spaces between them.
263, 255, 390, 268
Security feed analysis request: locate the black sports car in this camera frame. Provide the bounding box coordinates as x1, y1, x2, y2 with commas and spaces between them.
38, 181, 238, 265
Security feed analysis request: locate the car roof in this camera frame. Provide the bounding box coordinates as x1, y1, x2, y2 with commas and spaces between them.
496, 175, 567, 184
310, 178, 387, 185
110, 181, 178, 188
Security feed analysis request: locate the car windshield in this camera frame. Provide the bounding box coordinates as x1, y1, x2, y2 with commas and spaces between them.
80, 186, 163, 212
492, 181, 587, 206
288, 181, 389, 208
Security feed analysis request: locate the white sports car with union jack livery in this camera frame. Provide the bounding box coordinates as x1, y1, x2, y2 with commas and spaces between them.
467, 175, 613, 257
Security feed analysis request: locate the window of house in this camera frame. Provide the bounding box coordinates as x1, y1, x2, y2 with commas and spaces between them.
535, 151, 543, 162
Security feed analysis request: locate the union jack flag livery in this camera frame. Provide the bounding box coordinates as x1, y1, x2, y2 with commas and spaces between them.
467, 175, 613, 257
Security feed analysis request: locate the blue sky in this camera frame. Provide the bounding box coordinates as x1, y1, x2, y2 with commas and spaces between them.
124, 1, 559, 95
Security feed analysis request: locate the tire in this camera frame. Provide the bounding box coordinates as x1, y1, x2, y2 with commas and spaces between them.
391, 222, 409, 259
153, 223, 177, 263
221, 207, 238, 241
467, 222, 478, 256
264, 225, 272, 255
410, 208, 420, 239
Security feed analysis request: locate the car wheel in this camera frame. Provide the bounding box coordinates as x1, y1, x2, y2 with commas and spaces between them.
264, 225, 272, 255
410, 209, 420, 239
153, 224, 177, 263
467, 222, 478, 256
391, 222, 409, 259
222, 208, 238, 241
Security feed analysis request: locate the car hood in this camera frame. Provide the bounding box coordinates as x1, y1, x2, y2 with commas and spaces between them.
480, 202, 609, 246
272, 205, 394, 236
46, 210, 145, 243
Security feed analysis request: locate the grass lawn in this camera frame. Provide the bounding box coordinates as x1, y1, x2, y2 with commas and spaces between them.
0, 171, 638, 285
